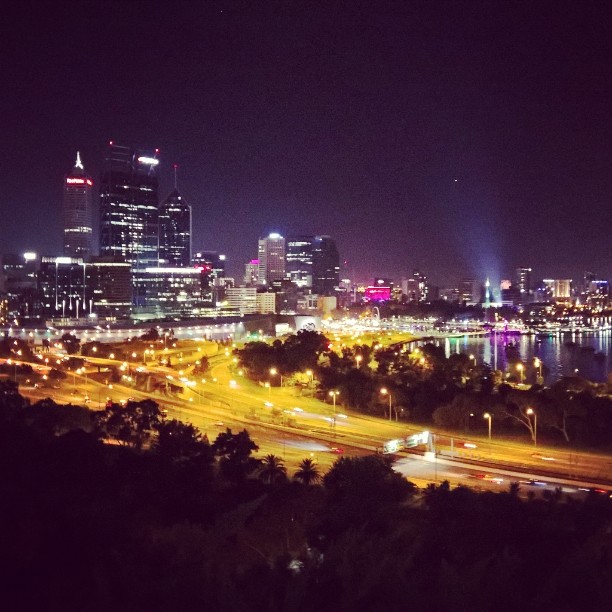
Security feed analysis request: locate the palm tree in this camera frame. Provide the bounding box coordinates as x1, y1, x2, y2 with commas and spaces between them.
293, 458, 321, 485
257, 454, 287, 484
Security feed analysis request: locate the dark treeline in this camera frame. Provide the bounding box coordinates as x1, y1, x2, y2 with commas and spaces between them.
235, 331, 612, 447
2, 380, 612, 611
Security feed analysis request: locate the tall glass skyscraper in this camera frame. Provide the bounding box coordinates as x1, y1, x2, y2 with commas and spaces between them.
63, 152, 93, 257
286, 236, 313, 287
99, 143, 160, 270
285, 235, 339, 295
312, 235, 340, 296
159, 171, 191, 268
258, 233, 286, 285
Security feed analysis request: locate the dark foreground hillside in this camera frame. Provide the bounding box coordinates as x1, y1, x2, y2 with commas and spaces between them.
1, 381, 612, 612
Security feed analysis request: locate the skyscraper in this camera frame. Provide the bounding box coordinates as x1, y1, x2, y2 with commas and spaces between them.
63, 152, 93, 257
312, 235, 339, 296
258, 233, 286, 285
286, 236, 313, 287
159, 166, 191, 267
99, 143, 160, 270
515, 267, 532, 303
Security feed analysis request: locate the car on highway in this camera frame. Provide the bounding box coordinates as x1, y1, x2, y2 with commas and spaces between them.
469, 473, 504, 484
330, 447, 344, 454
519, 479, 547, 487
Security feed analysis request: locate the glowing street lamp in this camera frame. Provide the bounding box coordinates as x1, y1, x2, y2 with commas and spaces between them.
526, 408, 537, 446
380, 387, 394, 421
328, 390, 340, 432
355, 355, 363, 367
269, 367, 282, 387
516, 363, 524, 384
534, 357, 543, 383
483, 412, 492, 441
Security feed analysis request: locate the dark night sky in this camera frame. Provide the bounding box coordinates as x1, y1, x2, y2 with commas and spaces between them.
1, 0, 611, 287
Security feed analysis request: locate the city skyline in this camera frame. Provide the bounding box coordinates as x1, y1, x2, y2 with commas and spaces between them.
1, 2, 611, 285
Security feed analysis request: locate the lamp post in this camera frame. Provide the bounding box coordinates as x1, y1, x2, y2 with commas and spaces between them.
534, 357, 543, 384
483, 412, 492, 440
355, 355, 363, 368
469, 354, 476, 367
516, 363, 524, 384
380, 387, 393, 421
328, 390, 339, 433
269, 367, 282, 387
526, 408, 537, 446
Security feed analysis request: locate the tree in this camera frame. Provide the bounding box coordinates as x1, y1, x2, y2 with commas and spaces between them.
212, 428, 259, 482
60, 333, 81, 355
323, 455, 415, 507
154, 419, 212, 464
95, 399, 163, 449
499, 392, 536, 442
0, 379, 29, 419
432, 394, 476, 431
140, 327, 160, 342
257, 454, 287, 484
293, 458, 321, 485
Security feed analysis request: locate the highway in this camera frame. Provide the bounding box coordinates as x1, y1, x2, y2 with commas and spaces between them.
9, 341, 612, 494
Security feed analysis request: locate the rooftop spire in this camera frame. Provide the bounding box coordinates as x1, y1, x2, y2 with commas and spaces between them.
173, 163, 178, 189
75, 151, 83, 170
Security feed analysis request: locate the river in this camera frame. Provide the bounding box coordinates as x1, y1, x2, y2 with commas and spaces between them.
431, 331, 612, 384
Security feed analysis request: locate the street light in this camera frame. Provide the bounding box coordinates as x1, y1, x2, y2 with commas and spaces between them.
516, 363, 524, 384
355, 355, 363, 367
380, 387, 394, 421
534, 357, 543, 383
328, 390, 339, 433
526, 408, 537, 446
469, 354, 476, 367
269, 367, 283, 387
483, 412, 492, 441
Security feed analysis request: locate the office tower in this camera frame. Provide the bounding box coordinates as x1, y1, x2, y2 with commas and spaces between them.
312, 236, 339, 296
159, 166, 191, 267
286, 236, 313, 287
244, 259, 259, 286
458, 278, 478, 304
193, 251, 226, 284
258, 233, 286, 285
402, 270, 428, 303
515, 267, 532, 302
99, 143, 160, 270
63, 152, 93, 257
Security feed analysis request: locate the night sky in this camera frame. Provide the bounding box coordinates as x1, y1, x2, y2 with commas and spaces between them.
1, 1, 611, 287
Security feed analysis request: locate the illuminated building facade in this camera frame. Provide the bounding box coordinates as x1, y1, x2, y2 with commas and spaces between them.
132, 267, 207, 319
63, 152, 94, 257
402, 270, 428, 303
37, 256, 132, 320
258, 233, 285, 285
286, 236, 313, 287
0, 252, 40, 319
285, 235, 339, 295
515, 267, 532, 303
159, 187, 191, 267
244, 259, 259, 286
99, 143, 160, 273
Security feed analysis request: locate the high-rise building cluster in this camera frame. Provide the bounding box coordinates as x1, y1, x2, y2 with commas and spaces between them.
0, 144, 347, 324
0, 142, 610, 326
